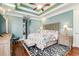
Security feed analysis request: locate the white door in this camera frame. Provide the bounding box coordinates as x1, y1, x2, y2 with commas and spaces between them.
73, 8, 79, 47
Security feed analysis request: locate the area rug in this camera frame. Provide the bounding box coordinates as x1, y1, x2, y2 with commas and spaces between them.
27, 44, 69, 56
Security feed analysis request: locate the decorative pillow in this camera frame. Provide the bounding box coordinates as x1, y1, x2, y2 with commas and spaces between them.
36, 44, 45, 50
48, 35, 56, 41
36, 41, 46, 50
42, 30, 58, 40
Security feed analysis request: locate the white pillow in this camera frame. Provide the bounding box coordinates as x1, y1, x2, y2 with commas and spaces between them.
24, 39, 35, 47
36, 41, 46, 50
45, 30, 58, 40
36, 44, 45, 50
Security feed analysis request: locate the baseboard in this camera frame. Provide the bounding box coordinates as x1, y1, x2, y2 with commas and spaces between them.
72, 45, 79, 48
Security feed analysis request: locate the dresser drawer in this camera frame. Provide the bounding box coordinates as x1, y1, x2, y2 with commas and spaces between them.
58, 35, 73, 47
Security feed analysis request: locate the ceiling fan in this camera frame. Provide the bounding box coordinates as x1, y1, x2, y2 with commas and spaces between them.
29, 3, 50, 11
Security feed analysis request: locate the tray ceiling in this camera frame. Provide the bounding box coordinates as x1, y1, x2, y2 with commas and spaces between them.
1, 3, 63, 16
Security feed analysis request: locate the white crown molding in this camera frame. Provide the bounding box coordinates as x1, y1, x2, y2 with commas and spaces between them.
15, 10, 39, 18
2, 3, 39, 17
2, 3, 79, 20
40, 4, 67, 17
42, 4, 79, 19
6, 11, 39, 20
18, 7, 39, 15
2, 3, 15, 9
1, 3, 60, 17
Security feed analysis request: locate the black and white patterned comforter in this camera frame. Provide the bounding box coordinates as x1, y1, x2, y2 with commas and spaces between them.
26, 44, 69, 56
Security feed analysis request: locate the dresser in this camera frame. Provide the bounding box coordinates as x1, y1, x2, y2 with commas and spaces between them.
58, 34, 73, 48
0, 33, 11, 56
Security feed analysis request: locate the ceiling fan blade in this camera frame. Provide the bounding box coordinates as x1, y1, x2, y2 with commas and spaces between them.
41, 8, 44, 11
44, 4, 50, 6
29, 3, 36, 5
33, 8, 37, 10
42, 4, 50, 9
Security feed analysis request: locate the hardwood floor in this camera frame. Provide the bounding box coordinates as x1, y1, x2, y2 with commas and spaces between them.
66, 47, 79, 56
11, 41, 29, 56
11, 41, 79, 56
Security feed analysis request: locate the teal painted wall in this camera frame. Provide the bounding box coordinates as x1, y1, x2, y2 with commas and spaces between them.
7, 10, 73, 38
0, 14, 6, 34
29, 19, 41, 33
8, 16, 23, 38
44, 10, 73, 35
8, 15, 41, 38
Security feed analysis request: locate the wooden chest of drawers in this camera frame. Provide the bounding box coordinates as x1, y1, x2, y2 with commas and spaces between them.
58, 34, 73, 48
0, 33, 11, 56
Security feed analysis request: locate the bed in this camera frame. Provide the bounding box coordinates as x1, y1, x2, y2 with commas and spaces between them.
22, 23, 70, 56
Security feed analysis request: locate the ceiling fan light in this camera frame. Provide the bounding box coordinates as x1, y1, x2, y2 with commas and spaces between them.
37, 5, 43, 10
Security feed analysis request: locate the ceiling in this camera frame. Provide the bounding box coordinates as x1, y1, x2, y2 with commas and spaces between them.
1, 3, 63, 15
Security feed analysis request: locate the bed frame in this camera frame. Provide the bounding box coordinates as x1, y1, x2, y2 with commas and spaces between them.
43, 23, 72, 55
43, 23, 60, 31
22, 22, 72, 56
43, 23, 60, 47
43, 23, 60, 42
44, 23, 72, 47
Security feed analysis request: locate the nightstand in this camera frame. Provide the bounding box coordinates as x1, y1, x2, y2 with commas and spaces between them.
58, 34, 73, 48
